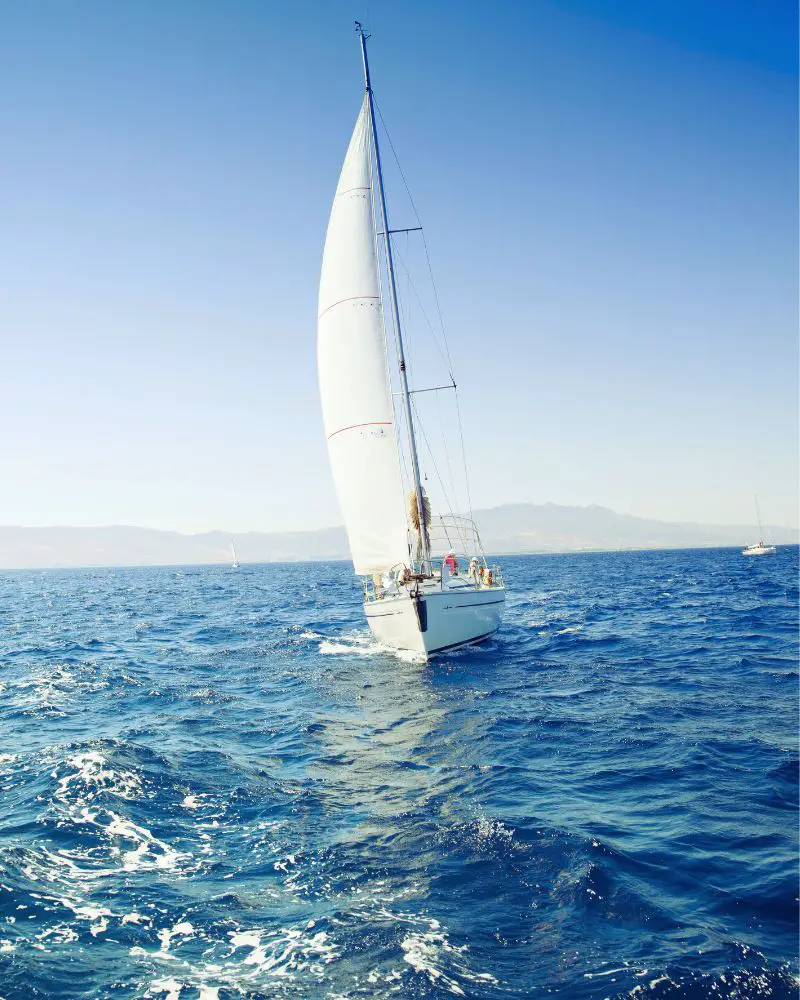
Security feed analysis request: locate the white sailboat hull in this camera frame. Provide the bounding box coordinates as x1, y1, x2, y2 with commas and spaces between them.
742, 544, 776, 556
365, 585, 505, 658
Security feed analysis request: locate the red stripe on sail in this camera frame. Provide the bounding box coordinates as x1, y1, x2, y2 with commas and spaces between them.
328, 421, 392, 441
318, 295, 380, 321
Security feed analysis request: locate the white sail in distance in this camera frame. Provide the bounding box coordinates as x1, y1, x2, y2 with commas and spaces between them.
317, 96, 410, 575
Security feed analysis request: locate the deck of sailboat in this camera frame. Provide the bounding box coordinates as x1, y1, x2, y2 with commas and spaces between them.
742, 543, 777, 556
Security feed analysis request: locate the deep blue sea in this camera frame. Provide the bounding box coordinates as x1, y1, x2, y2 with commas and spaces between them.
0, 548, 797, 999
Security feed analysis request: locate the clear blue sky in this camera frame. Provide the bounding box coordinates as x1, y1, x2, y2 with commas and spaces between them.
1, 0, 797, 532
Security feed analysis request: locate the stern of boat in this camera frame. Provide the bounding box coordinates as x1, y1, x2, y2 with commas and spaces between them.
364, 515, 506, 658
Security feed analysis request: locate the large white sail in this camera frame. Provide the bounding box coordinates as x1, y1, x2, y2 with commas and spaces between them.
317, 97, 410, 575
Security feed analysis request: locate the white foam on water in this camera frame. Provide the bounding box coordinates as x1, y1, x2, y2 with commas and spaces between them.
272, 853, 298, 874
341, 903, 497, 996
520, 617, 548, 628
402, 931, 466, 995
367, 967, 403, 984
629, 974, 676, 996
391, 647, 428, 664
584, 965, 633, 978
474, 816, 515, 849
104, 813, 186, 873
319, 640, 375, 657
129, 919, 341, 998
54, 750, 143, 804
9, 663, 108, 714
45, 894, 114, 939
158, 921, 195, 953
7, 843, 116, 930
59, 899, 112, 923
8, 882, 115, 949
226, 925, 338, 977
145, 977, 184, 1000
229, 930, 260, 949
37, 924, 80, 948
0, 748, 197, 948
318, 630, 427, 664
400, 918, 499, 996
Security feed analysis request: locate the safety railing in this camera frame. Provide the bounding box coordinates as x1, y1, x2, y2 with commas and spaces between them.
426, 516, 504, 591
360, 516, 504, 599
424, 515, 486, 561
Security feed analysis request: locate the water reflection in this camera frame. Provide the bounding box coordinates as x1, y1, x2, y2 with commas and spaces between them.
300, 653, 509, 996
309, 657, 449, 826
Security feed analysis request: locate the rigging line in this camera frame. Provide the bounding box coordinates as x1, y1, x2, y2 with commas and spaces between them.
391, 221, 474, 535
393, 383, 457, 396
390, 241, 453, 378
373, 97, 454, 372
410, 396, 465, 550
369, 113, 412, 505
435, 383, 460, 532
402, 230, 415, 394
374, 95, 475, 536
410, 397, 454, 514
454, 386, 474, 527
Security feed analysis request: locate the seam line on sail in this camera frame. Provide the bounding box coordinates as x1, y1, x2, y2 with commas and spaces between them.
337, 186, 371, 196
328, 421, 391, 440
318, 295, 379, 321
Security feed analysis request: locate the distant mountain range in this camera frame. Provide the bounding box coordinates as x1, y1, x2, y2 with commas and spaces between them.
0, 504, 796, 569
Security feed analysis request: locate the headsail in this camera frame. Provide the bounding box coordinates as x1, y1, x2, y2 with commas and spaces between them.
317, 97, 410, 575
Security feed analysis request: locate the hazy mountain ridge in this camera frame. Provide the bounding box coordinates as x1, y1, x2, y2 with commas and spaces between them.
1, 503, 797, 569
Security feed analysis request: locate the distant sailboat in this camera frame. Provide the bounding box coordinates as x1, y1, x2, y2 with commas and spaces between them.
230, 541, 240, 569
742, 496, 776, 556
316, 24, 505, 658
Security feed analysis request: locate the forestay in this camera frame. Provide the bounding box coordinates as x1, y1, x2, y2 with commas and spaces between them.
317, 97, 410, 575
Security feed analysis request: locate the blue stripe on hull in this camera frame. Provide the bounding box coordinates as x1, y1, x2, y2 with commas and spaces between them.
427, 627, 499, 656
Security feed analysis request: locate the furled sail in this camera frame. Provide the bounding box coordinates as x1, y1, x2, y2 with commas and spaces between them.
408, 488, 431, 563
317, 97, 410, 575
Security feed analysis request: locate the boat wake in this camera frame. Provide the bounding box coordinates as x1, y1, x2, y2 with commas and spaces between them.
318, 629, 428, 663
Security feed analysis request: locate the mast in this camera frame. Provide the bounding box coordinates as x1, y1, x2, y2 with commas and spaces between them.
356, 22, 431, 572
754, 494, 763, 540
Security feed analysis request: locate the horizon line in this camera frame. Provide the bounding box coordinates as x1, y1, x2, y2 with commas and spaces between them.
1, 497, 798, 536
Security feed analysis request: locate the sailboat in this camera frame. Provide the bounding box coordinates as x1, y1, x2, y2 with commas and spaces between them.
230, 541, 240, 569
742, 496, 776, 556
316, 25, 505, 658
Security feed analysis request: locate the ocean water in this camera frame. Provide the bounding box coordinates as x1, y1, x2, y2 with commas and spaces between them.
0, 547, 797, 1000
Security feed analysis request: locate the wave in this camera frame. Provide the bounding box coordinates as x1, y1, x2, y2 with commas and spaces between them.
0, 549, 797, 998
